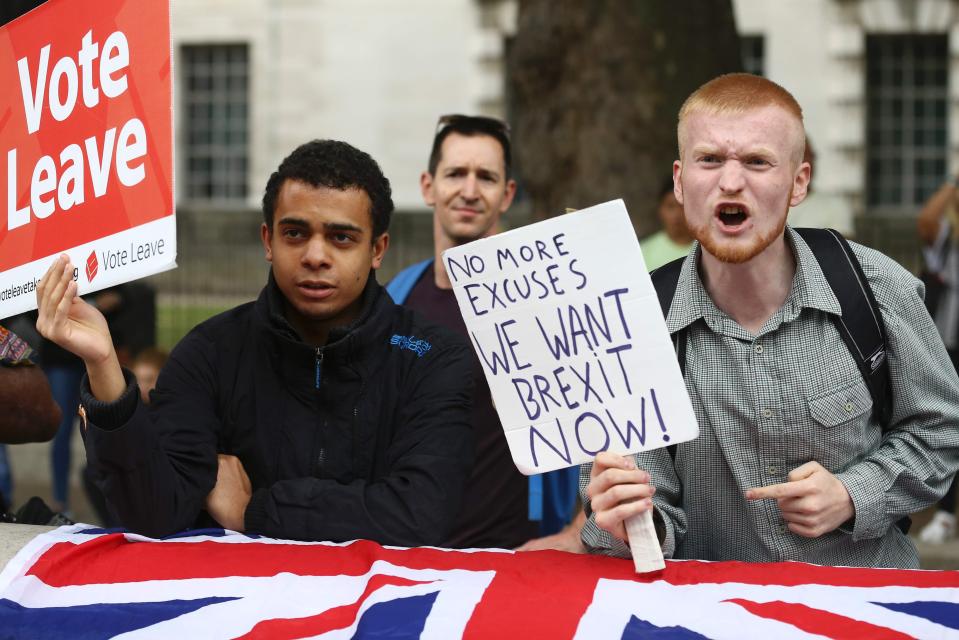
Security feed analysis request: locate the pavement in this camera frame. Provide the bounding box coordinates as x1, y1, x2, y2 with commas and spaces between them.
0, 523, 54, 567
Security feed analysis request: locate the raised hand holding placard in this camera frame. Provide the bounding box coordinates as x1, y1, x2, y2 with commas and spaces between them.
444, 199, 698, 573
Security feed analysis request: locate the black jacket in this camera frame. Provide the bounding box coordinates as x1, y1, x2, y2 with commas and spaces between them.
82, 275, 474, 545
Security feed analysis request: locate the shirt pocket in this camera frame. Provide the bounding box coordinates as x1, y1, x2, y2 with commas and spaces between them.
805, 378, 874, 469
808, 378, 873, 427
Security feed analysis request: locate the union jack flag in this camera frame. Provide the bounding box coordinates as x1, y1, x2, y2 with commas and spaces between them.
0, 525, 957, 639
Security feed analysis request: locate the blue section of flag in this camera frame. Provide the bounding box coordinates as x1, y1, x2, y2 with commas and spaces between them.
74, 527, 125, 535
874, 600, 959, 630
621, 614, 712, 639
74, 526, 260, 539
352, 591, 438, 639
0, 596, 237, 639
163, 528, 230, 539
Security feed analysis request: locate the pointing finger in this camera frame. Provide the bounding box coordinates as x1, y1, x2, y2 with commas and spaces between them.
746, 481, 807, 501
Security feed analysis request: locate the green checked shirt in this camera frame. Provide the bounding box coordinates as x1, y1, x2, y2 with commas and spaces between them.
581, 226, 959, 568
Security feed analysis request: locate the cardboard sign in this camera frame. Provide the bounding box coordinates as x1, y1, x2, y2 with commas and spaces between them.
444, 200, 698, 474
0, 0, 174, 319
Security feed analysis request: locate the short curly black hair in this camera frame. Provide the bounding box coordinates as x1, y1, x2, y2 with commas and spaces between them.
262, 140, 394, 239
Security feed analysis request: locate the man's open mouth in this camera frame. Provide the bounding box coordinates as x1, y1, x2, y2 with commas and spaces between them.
716, 204, 749, 227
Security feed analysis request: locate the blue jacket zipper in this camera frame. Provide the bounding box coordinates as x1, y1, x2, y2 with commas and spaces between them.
314, 347, 324, 389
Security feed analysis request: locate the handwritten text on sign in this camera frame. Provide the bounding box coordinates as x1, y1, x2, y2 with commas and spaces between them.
444, 200, 698, 474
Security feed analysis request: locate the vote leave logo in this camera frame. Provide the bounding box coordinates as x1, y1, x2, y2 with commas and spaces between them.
85, 251, 98, 282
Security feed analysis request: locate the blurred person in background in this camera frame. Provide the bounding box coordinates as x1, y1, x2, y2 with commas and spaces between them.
389, 114, 583, 551
83, 347, 170, 527
0, 324, 60, 519
786, 137, 854, 237
132, 347, 168, 405
640, 177, 694, 271
915, 173, 959, 544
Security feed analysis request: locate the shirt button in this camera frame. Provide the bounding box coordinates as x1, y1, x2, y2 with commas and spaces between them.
767, 465, 779, 475
844, 402, 854, 413
780, 524, 789, 534
761, 408, 773, 418
754, 344, 764, 354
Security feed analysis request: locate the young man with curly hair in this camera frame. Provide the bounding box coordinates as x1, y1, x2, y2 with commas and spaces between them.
36, 140, 474, 545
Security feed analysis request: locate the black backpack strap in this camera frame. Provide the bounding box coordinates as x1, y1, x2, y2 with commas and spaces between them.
651, 257, 686, 460
651, 257, 684, 321
795, 227, 892, 429
650, 256, 686, 369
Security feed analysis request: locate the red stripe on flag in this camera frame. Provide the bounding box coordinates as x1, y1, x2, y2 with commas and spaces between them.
725, 598, 915, 640
26, 536, 631, 585
32, 536, 959, 590
232, 575, 430, 640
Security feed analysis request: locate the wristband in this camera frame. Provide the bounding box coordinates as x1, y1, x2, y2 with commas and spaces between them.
0, 325, 35, 366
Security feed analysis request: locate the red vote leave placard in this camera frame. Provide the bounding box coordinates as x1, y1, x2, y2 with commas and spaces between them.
0, 0, 174, 318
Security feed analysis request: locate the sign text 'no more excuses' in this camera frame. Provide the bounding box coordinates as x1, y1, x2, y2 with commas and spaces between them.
444, 200, 698, 475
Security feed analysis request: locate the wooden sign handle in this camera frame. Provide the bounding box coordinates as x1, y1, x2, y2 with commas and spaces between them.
624, 509, 665, 573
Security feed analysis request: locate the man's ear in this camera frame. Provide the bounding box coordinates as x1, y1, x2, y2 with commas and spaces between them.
672, 160, 684, 205
260, 222, 273, 262
371, 232, 390, 270
500, 179, 517, 214
789, 161, 812, 207
420, 171, 436, 207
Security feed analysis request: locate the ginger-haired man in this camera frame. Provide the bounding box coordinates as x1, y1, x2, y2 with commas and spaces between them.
582, 73, 959, 568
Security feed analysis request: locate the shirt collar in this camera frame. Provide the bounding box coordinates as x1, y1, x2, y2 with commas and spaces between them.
786, 226, 842, 316
663, 226, 842, 334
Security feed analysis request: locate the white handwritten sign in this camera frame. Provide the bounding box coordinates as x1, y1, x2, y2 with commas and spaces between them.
444, 199, 698, 474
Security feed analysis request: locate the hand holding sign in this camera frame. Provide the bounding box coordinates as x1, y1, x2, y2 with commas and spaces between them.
586, 451, 665, 571
444, 200, 699, 572
586, 452, 654, 539
35, 254, 125, 402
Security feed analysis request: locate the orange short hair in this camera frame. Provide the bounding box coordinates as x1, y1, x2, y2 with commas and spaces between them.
677, 73, 806, 164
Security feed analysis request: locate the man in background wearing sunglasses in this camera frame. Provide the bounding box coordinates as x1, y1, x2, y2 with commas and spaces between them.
388, 115, 583, 551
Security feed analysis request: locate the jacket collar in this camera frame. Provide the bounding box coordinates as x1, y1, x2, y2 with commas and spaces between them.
256, 270, 392, 365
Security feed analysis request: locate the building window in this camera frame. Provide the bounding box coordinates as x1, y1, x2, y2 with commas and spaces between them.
181, 44, 249, 202
866, 35, 948, 210
740, 35, 764, 77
